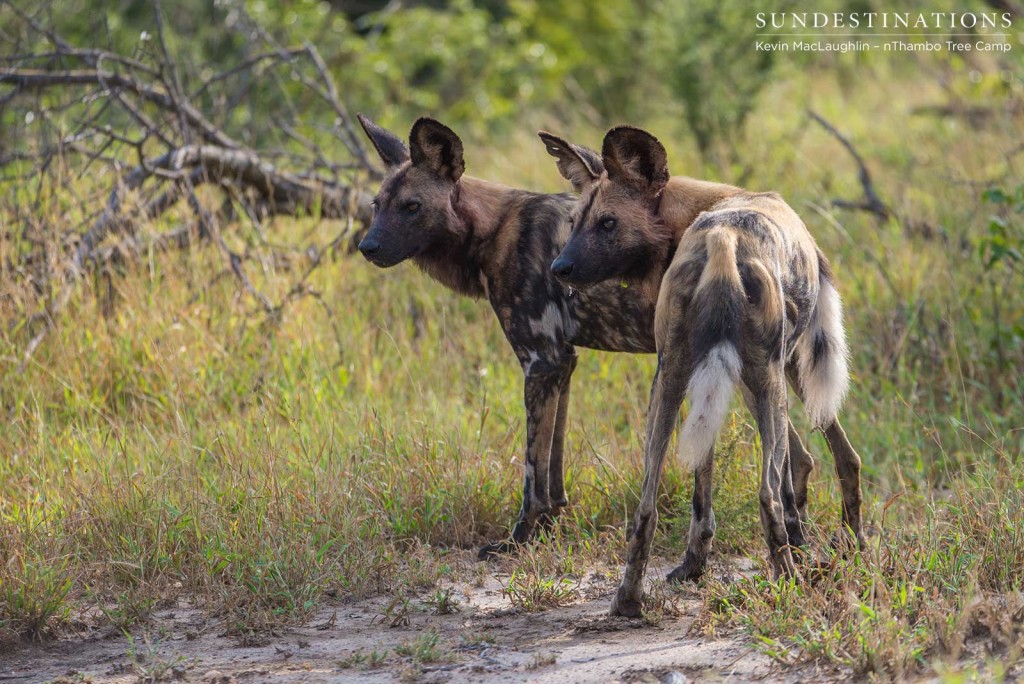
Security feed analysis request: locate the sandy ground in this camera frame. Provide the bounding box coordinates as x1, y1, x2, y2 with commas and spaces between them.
0, 556, 836, 684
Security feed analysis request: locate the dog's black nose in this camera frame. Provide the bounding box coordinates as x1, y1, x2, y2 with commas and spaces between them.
551, 257, 574, 279
359, 238, 381, 257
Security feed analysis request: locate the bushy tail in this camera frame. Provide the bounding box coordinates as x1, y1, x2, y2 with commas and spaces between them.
677, 228, 746, 469
796, 272, 850, 428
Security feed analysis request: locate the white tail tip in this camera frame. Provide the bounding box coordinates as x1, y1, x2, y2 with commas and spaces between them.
678, 343, 741, 470
799, 279, 850, 429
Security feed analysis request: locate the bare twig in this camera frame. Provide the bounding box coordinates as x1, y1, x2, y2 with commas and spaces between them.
0, 68, 239, 149
2, 5, 375, 367
808, 109, 890, 220
808, 110, 946, 242
191, 48, 308, 98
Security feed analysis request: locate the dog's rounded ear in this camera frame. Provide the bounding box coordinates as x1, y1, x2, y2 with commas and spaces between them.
357, 113, 410, 169
602, 126, 669, 199
538, 131, 603, 193
409, 118, 465, 182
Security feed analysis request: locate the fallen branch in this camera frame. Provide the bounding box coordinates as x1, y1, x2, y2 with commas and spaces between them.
1, 68, 241, 150
809, 110, 944, 242
808, 109, 890, 221
1, 4, 377, 368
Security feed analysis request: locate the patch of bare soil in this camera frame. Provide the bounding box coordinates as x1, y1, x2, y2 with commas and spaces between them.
0, 556, 830, 683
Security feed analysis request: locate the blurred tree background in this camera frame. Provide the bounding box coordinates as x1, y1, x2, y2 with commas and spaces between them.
6, 0, 1019, 157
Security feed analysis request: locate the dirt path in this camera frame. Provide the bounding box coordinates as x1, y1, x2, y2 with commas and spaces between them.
0, 557, 825, 683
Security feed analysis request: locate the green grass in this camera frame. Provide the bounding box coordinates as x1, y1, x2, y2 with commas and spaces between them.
1, 62, 1022, 680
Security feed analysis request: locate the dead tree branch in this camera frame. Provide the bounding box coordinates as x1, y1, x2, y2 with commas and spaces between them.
0, 69, 241, 149
808, 109, 890, 221
0, 3, 377, 368
809, 110, 945, 242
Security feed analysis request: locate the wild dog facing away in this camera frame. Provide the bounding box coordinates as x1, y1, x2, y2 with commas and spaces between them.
546, 126, 864, 618
355, 115, 830, 560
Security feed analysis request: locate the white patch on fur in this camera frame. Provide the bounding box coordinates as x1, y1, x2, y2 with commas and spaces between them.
678, 343, 742, 470
522, 351, 541, 375
797, 279, 850, 428
529, 302, 563, 342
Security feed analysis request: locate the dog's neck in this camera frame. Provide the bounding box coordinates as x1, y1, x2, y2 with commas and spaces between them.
453, 175, 521, 244
413, 175, 523, 298
633, 176, 745, 304
661, 176, 745, 246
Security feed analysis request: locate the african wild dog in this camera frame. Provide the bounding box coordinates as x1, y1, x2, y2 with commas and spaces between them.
545, 126, 863, 618
355, 114, 830, 560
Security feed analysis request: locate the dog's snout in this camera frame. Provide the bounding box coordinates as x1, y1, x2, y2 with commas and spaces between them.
359, 237, 381, 257
551, 257, 574, 279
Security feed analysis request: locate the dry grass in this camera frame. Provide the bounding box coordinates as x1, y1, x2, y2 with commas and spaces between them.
698, 460, 1024, 678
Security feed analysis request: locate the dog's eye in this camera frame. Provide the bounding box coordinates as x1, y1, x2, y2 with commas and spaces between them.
370, 199, 379, 212
567, 216, 575, 227
601, 217, 618, 230
405, 202, 421, 213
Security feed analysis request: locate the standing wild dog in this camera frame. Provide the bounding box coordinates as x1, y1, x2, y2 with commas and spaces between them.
355, 114, 829, 560
546, 126, 864, 617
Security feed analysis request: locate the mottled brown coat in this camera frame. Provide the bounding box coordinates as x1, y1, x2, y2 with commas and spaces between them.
547, 126, 863, 617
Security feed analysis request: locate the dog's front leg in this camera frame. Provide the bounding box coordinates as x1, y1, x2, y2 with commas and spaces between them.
478, 363, 562, 559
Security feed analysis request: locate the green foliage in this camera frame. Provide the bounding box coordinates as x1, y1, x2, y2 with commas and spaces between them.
512, 0, 648, 121
649, 0, 779, 164
0, 550, 73, 639
976, 185, 1024, 407
346, 0, 559, 133
423, 586, 461, 615
979, 186, 1024, 272
394, 630, 451, 664
501, 567, 580, 612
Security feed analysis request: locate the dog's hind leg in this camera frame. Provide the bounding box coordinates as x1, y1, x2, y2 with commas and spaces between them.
746, 361, 799, 580
610, 348, 693, 617
667, 449, 716, 583
786, 362, 863, 549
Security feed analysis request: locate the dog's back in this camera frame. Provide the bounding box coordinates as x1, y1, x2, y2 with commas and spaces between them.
658, 191, 849, 468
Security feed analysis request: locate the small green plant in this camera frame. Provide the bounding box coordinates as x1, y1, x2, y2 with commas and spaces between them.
422, 586, 461, 615
458, 631, 496, 648
379, 593, 412, 628
337, 647, 388, 670
501, 569, 580, 612
336, 650, 367, 669
0, 550, 73, 639
526, 652, 558, 670
394, 630, 451, 665
641, 578, 683, 627
367, 648, 388, 668
93, 590, 157, 632
126, 635, 191, 682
